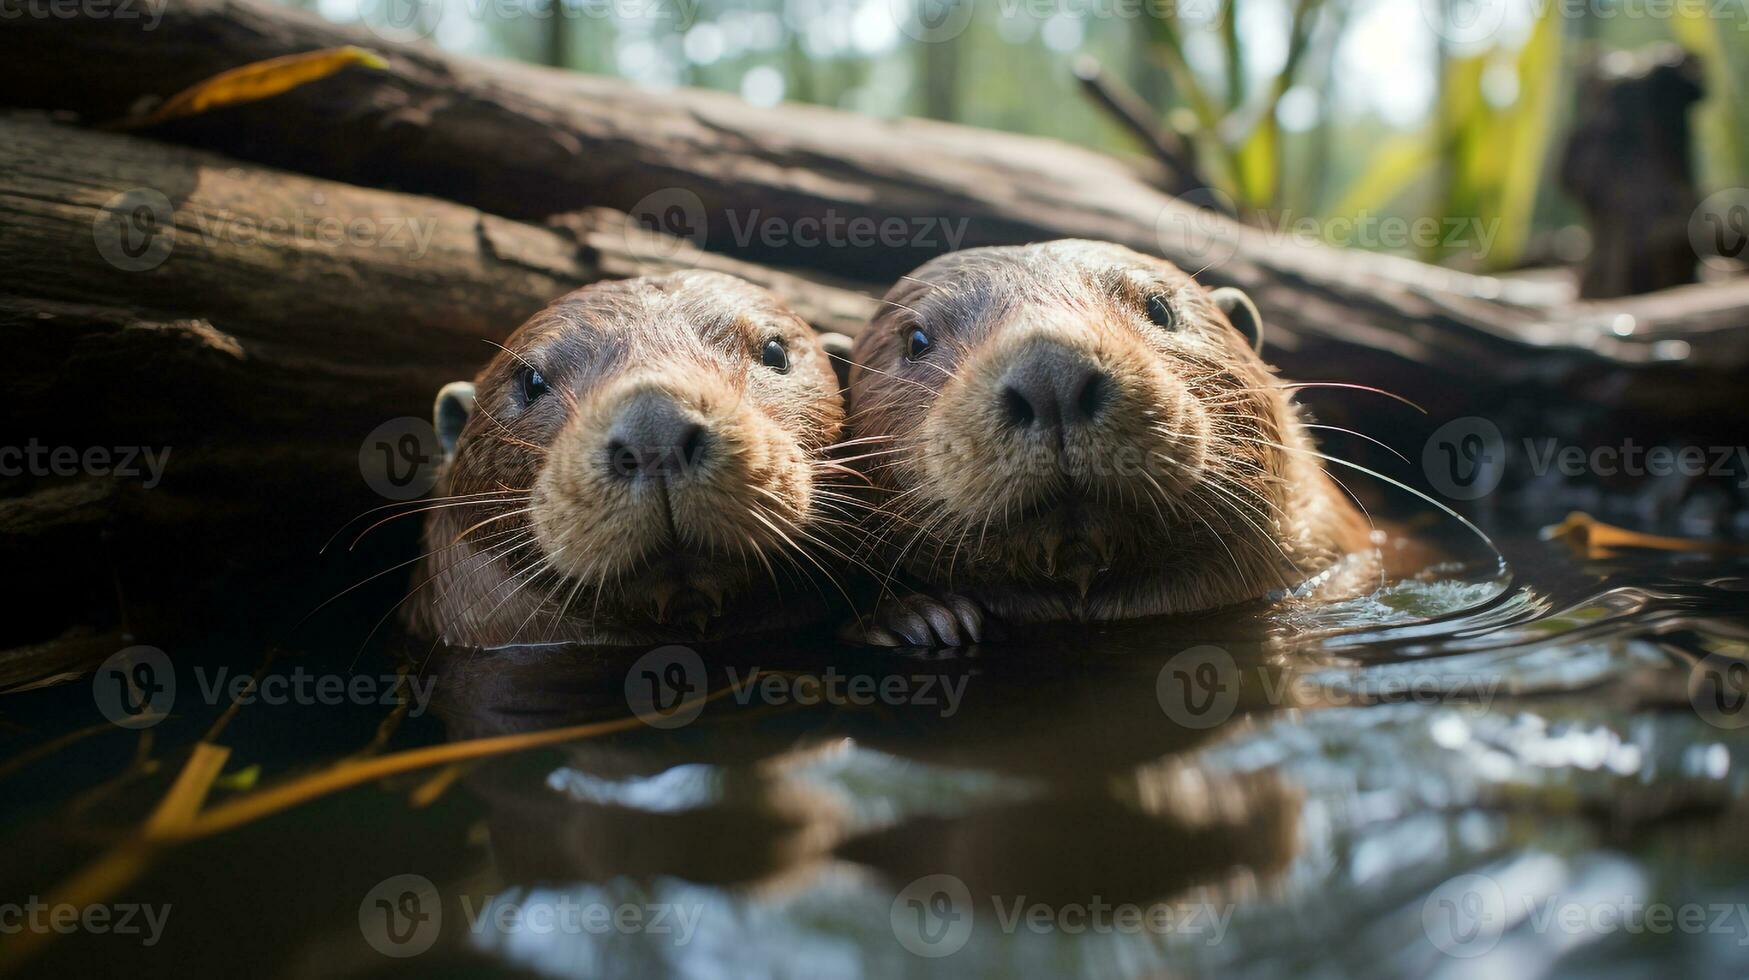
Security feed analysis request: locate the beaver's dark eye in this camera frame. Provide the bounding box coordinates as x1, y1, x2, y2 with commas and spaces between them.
905, 328, 932, 361
1146, 294, 1179, 331
760, 338, 789, 373
519, 366, 549, 403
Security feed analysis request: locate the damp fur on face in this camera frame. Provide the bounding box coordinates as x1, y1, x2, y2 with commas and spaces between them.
844, 240, 1369, 617
410, 271, 852, 646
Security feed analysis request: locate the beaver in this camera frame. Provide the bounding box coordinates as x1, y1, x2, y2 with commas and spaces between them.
407, 271, 856, 648
843, 240, 1375, 645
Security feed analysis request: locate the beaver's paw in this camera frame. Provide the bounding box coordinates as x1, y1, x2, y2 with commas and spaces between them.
840, 592, 997, 648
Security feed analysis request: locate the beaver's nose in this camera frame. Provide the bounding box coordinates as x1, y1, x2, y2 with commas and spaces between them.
996, 341, 1113, 432
604, 392, 710, 480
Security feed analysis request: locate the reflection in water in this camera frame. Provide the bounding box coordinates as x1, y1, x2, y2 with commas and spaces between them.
412, 534, 1749, 978
6, 534, 1749, 978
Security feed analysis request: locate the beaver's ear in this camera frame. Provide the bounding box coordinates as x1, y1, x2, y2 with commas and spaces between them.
433, 381, 476, 460
1209, 287, 1263, 354
818, 331, 854, 391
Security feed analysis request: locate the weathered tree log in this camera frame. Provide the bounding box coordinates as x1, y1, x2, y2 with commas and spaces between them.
0, 114, 872, 651
2, 0, 1745, 390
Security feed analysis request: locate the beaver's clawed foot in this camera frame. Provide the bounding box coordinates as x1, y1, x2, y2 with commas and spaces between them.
842, 592, 997, 648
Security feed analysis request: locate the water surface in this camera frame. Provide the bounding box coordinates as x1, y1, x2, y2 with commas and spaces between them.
4, 526, 1748, 978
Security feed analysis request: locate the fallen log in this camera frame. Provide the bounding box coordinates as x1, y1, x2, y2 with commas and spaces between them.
2, 0, 1745, 391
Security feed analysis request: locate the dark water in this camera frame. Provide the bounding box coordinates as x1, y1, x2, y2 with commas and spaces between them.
4, 523, 1749, 978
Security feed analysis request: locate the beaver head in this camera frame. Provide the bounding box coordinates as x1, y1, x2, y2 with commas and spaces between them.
846, 240, 1368, 624
411, 271, 850, 648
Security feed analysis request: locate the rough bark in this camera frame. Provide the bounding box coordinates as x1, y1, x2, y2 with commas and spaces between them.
1, 0, 1744, 385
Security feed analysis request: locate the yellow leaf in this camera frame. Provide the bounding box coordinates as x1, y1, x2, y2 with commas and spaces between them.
136, 46, 389, 128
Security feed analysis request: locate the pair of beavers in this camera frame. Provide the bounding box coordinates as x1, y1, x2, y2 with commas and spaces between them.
409, 240, 1373, 649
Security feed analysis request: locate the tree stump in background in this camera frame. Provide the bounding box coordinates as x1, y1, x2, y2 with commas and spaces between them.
1559, 45, 1705, 299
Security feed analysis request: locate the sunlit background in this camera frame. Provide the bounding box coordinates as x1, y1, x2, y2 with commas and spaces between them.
282, 0, 1748, 271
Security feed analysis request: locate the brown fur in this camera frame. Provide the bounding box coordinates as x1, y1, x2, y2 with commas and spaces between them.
846, 240, 1372, 626
409, 271, 848, 648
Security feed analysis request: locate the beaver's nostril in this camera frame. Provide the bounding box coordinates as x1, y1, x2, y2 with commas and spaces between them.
603, 393, 710, 480
1000, 385, 1036, 429
995, 342, 1111, 432
1073, 369, 1112, 423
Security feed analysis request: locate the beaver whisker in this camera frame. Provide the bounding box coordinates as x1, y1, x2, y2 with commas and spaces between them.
848, 360, 937, 395
469, 543, 569, 646
305, 524, 529, 630
1184, 477, 1300, 585
504, 553, 575, 645
1233, 434, 1504, 568
546, 572, 590, 644
420, 534, 556, 648
321, 489, 530, 553
1234, 381, 1427, 414
356, 530, 534, 656
818, 433, 903, 452
470, 400, 555, 453
446, 506, 535, 547
878, 297, 924, 319
1300, 423, 1412, 467
346, 496, 527, 552
1179, 485, 1295, 591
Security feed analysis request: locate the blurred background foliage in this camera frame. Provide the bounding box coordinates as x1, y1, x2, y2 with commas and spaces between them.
287, 0, 1747, 271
